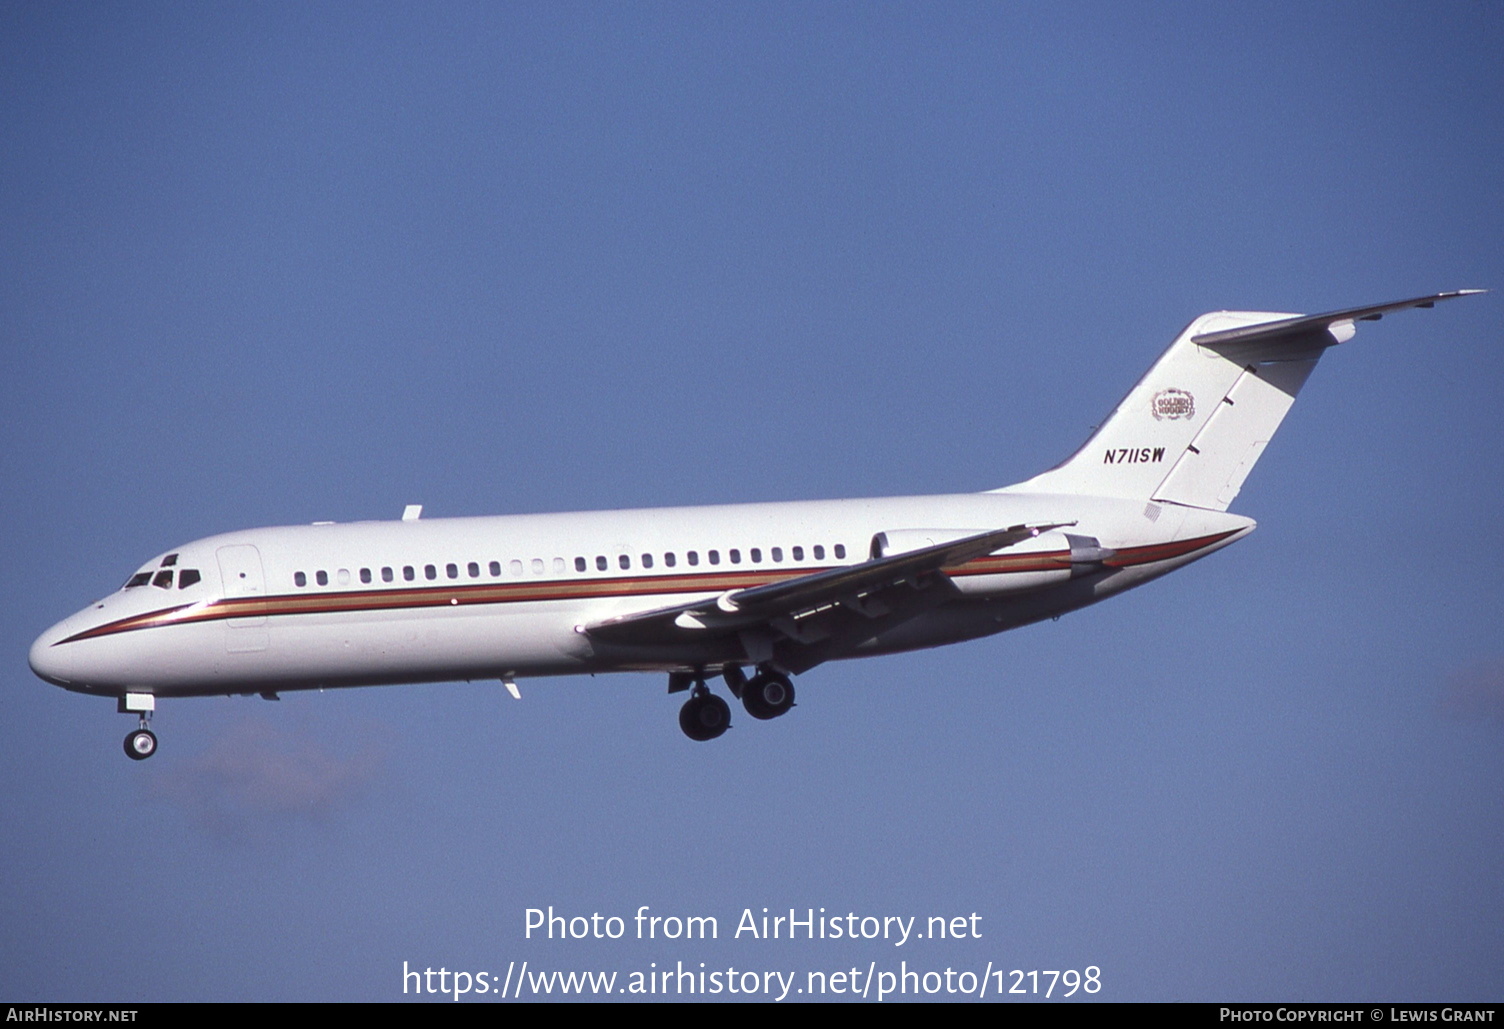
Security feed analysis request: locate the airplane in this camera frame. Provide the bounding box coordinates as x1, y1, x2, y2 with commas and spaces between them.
30, 290, 1484, 759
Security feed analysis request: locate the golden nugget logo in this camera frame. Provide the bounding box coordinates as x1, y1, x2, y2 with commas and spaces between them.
1151, 388, 1194, 421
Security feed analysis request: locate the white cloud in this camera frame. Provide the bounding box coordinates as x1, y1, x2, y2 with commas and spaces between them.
149, 718, 387, 841
1440, 660, 1504, 726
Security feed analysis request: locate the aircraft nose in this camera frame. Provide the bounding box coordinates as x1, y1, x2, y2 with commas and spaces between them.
30, 619, 78, 687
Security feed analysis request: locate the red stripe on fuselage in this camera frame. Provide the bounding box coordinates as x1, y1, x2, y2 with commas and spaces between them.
55, 530, 1238, 646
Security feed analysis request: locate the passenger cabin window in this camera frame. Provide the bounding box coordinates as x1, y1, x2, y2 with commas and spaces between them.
687, 551, 699, 566
178, 569, 201, 589
708, 550, 720, 565
834, 544, 846, 559
813, 545, 825, 560
403, 566, 415, 581
294, 572, 307, 587
446, 563, 458, 579
771, 547, 783, 562
553, 557, 565, 573
316, 570, 329, 586
729, 549, 741, 564
125, 572, 153, 589
596, 556, 607, 571
337, 569, 350, 585
382, 567, 394, 582
468, 562, 480, 578
489, 561, 501, 576
619, 555, 631, 570
360, 568, 372, 584
792, 546, 804, 561
509, 560, 523, 576
531, 558, 544, 575
425, 565, 437, 580
664, 552, 676, 567
750, 548, 762, 562
642, 554, 654, 569
575, 557, 587, 572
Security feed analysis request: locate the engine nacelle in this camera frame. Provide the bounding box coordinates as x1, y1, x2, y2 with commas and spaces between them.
870, 528, 990, 558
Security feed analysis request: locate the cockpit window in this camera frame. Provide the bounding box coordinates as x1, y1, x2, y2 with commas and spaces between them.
177, 569, 201, 589
160, 553, 179, 567
124, 572, 153, 589
152, 570, 174, 589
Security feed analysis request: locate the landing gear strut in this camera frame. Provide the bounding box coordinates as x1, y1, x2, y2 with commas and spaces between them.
678, 683, 731, 742
119, 692, 157, 761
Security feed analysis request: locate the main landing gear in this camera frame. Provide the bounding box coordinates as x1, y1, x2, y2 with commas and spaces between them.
119, 693, 157, 761
675, 666, 797, 741
678, 684, 732, 742
740, 670, 795, 721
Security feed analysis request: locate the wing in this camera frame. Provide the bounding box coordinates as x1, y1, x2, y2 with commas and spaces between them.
584, 522, 1071, 672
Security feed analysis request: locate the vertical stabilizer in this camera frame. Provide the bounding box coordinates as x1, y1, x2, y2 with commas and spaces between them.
996, 291, 1483, 511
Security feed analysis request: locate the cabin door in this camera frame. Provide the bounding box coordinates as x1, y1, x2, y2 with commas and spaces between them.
216, 544, 269, 653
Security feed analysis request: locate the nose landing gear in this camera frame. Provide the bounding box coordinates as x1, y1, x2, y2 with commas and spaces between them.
125, 727, 157, 760
118, 692, 158, 761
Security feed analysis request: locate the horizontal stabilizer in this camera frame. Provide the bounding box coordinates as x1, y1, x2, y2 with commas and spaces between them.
1191, 290, 1485, 361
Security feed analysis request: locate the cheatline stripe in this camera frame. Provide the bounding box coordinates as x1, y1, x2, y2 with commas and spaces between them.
56, 530, 1239, 645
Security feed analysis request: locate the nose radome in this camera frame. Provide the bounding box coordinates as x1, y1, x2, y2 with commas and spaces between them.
29, 620, 76, 686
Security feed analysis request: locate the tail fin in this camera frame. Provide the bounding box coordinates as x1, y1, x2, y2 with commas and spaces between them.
998, 291, 1484, 511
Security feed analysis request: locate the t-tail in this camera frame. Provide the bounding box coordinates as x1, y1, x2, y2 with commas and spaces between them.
997, 290, 1484, 511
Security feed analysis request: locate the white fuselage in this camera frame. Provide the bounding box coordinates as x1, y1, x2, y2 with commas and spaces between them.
29, 490, 1252, 699
32, 291, 1478, 756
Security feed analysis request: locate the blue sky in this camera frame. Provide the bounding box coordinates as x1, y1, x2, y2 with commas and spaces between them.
3, 1, 1500, 1002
